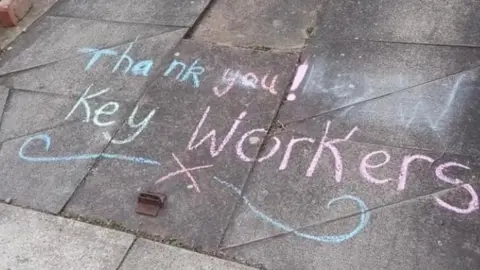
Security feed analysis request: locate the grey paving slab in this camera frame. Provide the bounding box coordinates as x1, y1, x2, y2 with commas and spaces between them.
141, 39, 298, 124
0, 0, 58, 50
50, 0, 210, 26
0, 87, 132, 142
221, 132, 479, 247
0, 120, 123, 213
0, 203, 134, 270
316, 0, 480, 46
278, 40, 480, 123
0, 16, 180, 75
0, 86, 8, 119
0, 29, 186, 101
64, 40, 297, 251
222, 187, 480, 270
120, 238, 256, 270
284, 67, 480, 156
192, 0, 319, 49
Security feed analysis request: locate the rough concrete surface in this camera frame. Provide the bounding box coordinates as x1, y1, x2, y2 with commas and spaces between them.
120, 238, 257, 270
0, 203, 134, 270
0, 0, 479, 269
193, 0, 319, 49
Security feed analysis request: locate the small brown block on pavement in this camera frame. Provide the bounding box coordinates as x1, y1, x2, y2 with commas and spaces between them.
0, 0, 32, 27
135, 192, 166, 217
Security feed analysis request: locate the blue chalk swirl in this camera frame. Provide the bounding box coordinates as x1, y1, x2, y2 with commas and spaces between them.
213, 176, 370, 243
19, 134, 160, 165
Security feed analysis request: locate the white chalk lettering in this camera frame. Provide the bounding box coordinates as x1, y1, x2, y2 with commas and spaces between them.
103, 105, 156, 144
65, 84, 110, 122
93, 101, 119, 127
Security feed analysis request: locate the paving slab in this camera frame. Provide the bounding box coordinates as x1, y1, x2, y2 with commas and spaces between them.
0, 203, 134, 270
283, 67, 480, 156
0, 120, 124, 213
0, 0, 58, 50
0, 16, 181, 75
316, 0, 480, 46
278, 40, 480, 124
64, 39, 298, 251
0, 86, 134, 142
120, 238, 256, 270
192, 0, 319, 49
222, 187, 480, 270
221, 132, 479, 247
0, 29, 186, 101
0, 86, 8, 118
50, 0, 210, 26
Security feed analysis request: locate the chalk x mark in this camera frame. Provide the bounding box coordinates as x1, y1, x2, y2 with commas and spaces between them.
19, 134, 160, 165
155, 153, 213, 193
213, 176, 370, 243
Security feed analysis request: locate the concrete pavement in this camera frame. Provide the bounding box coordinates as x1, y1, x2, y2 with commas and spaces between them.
0, 203, 256, 270
0, 0, 479, 269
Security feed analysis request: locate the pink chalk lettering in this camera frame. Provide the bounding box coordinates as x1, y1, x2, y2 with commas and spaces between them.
213, 69, 240, 97
261, 73, 278, 95
290, 59, 308, 91
236, 129, 281, 162
188, 106, 247, 157
306, 121, 359, 182
359, 150, 393, 184
434, 184, 479, 214
435, 162, 470, 185
398, 154, 434, 191
279, 137, 315, 171
242, 73, 259, 88
155, 153, 213, 193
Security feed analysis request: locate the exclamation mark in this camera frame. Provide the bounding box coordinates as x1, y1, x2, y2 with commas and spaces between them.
287, 59, 309, 101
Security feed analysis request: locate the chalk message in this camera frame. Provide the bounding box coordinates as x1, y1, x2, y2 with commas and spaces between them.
17, 43, 479, 245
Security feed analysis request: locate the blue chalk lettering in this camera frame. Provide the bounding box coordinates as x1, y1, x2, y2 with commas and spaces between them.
163, 58, 205, 88
213, 176, 370, 244
181, 59, 204, 88
132, 60, 153, 76
19, 134, 160, 165
80, 48, 117, 71
112, 38, 137, 74
164, 59, 187, 80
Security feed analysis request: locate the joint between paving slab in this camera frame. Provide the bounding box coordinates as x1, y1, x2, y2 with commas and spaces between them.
0, 28, 186, 77
183, 0, 219, 40
216, 50, 303, 251
324, 38, 480, 49
281, 63, 480, 127
218, 184, 471, 252
116, 237, 138, 270
45, 14, 191, 29
0, 87, 11, 129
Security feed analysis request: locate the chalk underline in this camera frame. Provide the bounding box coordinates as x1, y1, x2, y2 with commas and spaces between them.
213, 176, 370, 244
18, 134, 160, 165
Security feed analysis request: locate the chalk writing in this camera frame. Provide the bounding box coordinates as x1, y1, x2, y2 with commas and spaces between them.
155, 153, 213, 193
186, 106, 479, 214
79, 38, 153, 76
187, 106, 247, 157
213, 176, 370, 243
163, 57, 205, 88
66, 84, 155, 144
212, 68, 279, 97
19, 134, 159, 165
288, 59, 309, 101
